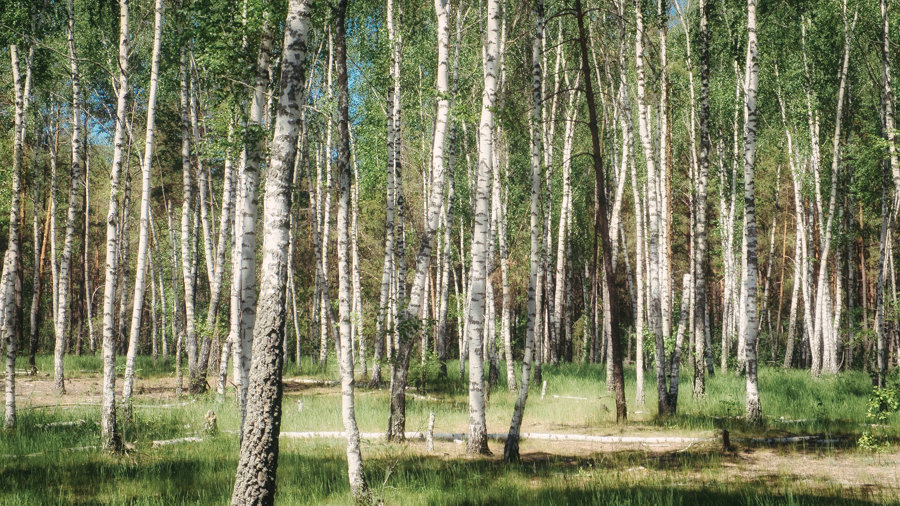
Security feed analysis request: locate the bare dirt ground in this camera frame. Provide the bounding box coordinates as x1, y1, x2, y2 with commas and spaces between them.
9, 374, 181, 409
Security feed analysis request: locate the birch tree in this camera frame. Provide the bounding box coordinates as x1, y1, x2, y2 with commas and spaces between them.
577, 0, 626, 423
742, 0, 761, 422
230, 1, 312, 502
465, 0, 499, 455
53, 0, 83, 394
385, 0, 452, 442
877, 0, 898, 387
334, 0, 368, 494
693, 0, 711, 397
234, 15, 274, 420
99, 0, 130, 452
123, 0, 164, 419
504, 0, 543, 462
371, 0, 401, 388
2, 45, 25, 429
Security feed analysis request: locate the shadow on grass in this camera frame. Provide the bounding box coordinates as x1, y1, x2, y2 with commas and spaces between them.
0, 439, 894, 505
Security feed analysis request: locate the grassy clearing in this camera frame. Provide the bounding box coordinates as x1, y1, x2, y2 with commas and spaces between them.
2, 356, 898, 504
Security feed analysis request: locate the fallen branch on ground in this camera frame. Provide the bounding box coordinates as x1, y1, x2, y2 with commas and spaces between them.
37, 419, 87, 429
284, 378, 339, 386
151, 437, 203, 447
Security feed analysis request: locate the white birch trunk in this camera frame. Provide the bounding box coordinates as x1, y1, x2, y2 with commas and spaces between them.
123, 0, 164, 416
386, 0, 452, 441
236, 17, 274, 421
742, 0, 761, 421
2, 45, 25, 428
333, 2, 368, 493
54, 0, 83, 394
99, 0, 130, 451
466, 0, 499, 455
504, 0, 543, 461
230, 2, 312, 502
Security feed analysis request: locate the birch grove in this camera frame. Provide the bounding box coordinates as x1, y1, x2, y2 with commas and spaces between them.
3, 1, 900, 500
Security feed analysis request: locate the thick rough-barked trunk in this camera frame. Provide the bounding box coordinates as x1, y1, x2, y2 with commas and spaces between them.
2, 45, 25, 429
235, 17, 274, 421
504, 0, 543, 462
333, 2, 368, 495
742, 0, 761, 422
385, 0, 452, 442
54, 0, 83, 395
100, 0, 130, 452
230, 1, 311, 503
465, 0, 499, 455
123, 0, 163, 419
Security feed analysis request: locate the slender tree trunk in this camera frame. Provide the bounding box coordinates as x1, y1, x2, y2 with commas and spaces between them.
177, 43, 202, 394
817, 0, 856, 375
117, 157, 132, 357
206, 125, 238, 366
29, 191, 50, 373
319, 33, 335, 368
877, 0, 898, 386
464, 0, 499, 455
84, 151, 95, 355
742, 0, 761, 422
657, 0, 673, 348
385, 0, 452, 442
618, 0, 645, 401
577, 0, 626, 423
230, 2, 312, 502
369, 0, 400, 387
634, 0, 670, 417
51, 0, 83, 394
2, 45, 26, 429
350, 136, 364, 377
692, 0, 711, 397
235, 16, 274, 420
333, 3, 368, 494
123, 0, 163, 419
505, 0, 544, 461
552, 73, 578, 367
784, 229, 801, 368
99, 0, 130, 451
215, 131, 238, 396
149, 247, 159, 364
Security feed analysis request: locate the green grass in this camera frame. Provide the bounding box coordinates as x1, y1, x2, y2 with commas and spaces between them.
2, 356, 898, 504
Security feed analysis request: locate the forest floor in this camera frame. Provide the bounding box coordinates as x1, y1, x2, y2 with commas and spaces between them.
1, 354, 899, 504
